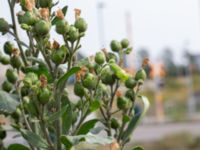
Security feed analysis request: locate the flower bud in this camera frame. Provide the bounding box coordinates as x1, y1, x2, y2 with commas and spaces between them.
68, 26, 79, 42
10, 55, 23, 69
38, 87, 51, 105
0, 55, 10, 65
74, 82, 85, 97
125, 77, 137, 89
2, 80, 12, 92
74, 18, 87, 32
6, 68, 18, 84
0, 18, 9, 34
55, 19, 69, 35
82, 73, 97, 90
110, 40, 122, 52
18, 11, 37, 25
111, 118, 120, 129
3, 41, 14, 55
121, 38, 129, 49
117, 96, 130, 110
95, 52, 105, 65
34, 20, 51, 36
135, 69, 147, 81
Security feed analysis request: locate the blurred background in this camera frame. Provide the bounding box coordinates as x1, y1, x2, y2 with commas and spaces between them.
1, 0, 200, 150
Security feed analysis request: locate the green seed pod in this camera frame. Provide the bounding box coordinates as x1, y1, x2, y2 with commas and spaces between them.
55, 19, 69, 35
51, 49, 66, 64
125, 77, 137, 89
0, 18, 9, 34
11, 108, 21, 122
3, 41, 14, 55
21, 86, 29, 97
74, 82, 85, 97
121, 38, 129, 49
10, 55, 23, 69
2, 80, 12, 92
125, 89, 135, 101
6, 68, 18, 84
95, 52, 105, 65
38, 88, 51, 105
110, 40, 122, 52
0, 128, 6, 140
106, 52, 117, 62
125, 47, 133, 54
82, 73, 97, 90
117, 96, 130, 110
34, 20, 51, 36
101, 67, 115, 85
111, 118, 120, 129
0, 55, 10, 65
122, 115, 130, 124
135, 69, 147, 81
74, 18, 87, 32
39, 0, 53, 8
23, 72, 38, 85
68, 26, 79, 42
18, 11, 37, 25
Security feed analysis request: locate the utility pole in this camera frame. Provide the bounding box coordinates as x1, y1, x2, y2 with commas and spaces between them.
125, 12, 135, 70
97, 1, 106, 48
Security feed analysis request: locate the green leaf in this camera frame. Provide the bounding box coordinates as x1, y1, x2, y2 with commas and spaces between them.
62, 6, 68, 16
89, 100, 101, 112
121, 96, 150, 142
60, 135, 73, 150
52, 6, 68, 25
7, 144, 30, 150
56, 67, 80, 89
109, 63, 129, 81
62, 100, 73, 134
47, 105, 68, 124
61, 133, 113, 149
132, 146, 144, 150
0, 90, 19, 114
77, 119, 98, 135
20, 129, 49, 149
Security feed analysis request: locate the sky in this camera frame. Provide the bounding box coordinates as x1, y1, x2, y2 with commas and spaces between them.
0, 0, 200, 64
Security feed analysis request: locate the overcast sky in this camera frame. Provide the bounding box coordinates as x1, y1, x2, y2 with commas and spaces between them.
1, 0, 200, 64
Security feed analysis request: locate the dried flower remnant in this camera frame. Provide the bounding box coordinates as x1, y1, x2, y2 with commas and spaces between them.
74, 8, 81, 20
56, 9, 64, 19
40, 8, 50, 21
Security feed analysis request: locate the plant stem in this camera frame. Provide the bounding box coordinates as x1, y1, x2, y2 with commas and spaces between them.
7, 0, 28, 66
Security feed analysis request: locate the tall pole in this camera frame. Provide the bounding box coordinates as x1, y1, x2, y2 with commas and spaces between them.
97, 2, 106, 47
125, 12, 135, 70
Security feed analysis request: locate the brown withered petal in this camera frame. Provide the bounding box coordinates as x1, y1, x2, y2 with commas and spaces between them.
116, 90, 122, 97
74, 8, 81, 20
142, 57, 149, 68
39, 74, 48, 87
52, 40, 60, 49
56, 9, 64, 19
25, 0, 34, 11
12, 48, 20, 56
40, 8, 50, 21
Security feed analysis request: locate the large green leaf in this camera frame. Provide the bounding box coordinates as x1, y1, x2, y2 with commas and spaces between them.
77, 119, 98, 135
121, 96, 150, 142
20, 129, 49, 149
47, 105, 68, 124
0, 90, 19, 114
89, 100, 101, 112
62, 100, 73, 134
61, 133, 113, 149
56, 67, 80, 89
7, 144, 30, 150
